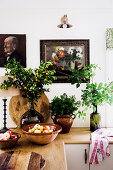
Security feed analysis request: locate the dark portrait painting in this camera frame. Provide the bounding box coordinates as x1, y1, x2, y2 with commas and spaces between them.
0, 34, 26, 67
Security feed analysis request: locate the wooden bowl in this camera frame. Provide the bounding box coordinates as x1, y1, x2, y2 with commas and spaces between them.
0, 132, 21, 149
22, 123, 62, 144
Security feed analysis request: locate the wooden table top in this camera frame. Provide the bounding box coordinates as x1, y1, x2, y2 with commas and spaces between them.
60, 127, 91, 144
60, 127, 113, 144
1, 127, 113, 170
0, 128, 67, 170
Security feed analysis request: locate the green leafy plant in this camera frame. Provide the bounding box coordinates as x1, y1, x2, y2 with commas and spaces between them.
50, 93, 86, 119
68, 64, 99, 88
81, 65, 113, 111
0, 58, 56, 104
81, 82, 113, 111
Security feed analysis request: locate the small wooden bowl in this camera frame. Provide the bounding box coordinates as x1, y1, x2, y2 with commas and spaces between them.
0, 132, 21, 149
22, 123, 62, 144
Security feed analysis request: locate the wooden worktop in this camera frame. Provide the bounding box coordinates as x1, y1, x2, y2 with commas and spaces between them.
0, 128, 67, 170
60, 127, 91, 144
60, 127, 113, 144
1, 127, 113, 170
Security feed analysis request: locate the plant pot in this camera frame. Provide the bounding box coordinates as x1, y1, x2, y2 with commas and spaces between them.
51, 115, 75, 133
20, 101, 44, 128
90, 105, 101, 132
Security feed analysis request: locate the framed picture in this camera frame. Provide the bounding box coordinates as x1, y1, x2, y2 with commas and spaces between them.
40, 39, 90, 83
0, 34, 26, 68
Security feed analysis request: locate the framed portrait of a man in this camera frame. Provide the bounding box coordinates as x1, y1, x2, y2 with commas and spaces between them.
0, 34, 26, 67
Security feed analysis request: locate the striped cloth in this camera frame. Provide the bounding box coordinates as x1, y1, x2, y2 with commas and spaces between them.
89, 129, 113, 164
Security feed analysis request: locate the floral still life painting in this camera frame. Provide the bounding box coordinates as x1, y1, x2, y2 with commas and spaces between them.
40, 40, 89, 83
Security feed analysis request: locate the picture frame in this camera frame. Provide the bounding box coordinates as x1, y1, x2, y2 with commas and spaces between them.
0, 34, 26, 68
40, 39, 90, 83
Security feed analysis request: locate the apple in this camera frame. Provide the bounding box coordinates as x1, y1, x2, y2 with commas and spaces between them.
40, 126, 43, 131
34, 124, 40, 130
44, 126, 50, 131
43, 130, 49, 133
34, 129, 41, 133
11, 135, 17, 139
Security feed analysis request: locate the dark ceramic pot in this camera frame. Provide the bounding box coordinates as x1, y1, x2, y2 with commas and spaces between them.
20, 102, 44, 128
90, 105, 101, 132
51, 115, 75, 133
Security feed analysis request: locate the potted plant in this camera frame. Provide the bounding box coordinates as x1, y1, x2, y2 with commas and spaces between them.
50, 93, 85, 133
67, 63, 113, 131
81, 81, 113, 131
0, 58, 56, 127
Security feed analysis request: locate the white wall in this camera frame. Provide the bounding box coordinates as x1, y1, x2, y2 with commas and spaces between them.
0, 1, 113, 128
0, 0, 112, 9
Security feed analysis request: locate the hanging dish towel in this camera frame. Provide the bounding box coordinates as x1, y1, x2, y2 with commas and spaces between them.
89, 129, 113, 164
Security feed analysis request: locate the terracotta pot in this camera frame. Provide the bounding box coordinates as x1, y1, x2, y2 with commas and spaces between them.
51, 115, 75, 133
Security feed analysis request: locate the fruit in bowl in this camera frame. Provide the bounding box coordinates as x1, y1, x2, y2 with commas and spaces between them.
0, 131, 17, 141
0, 131, 21, 149
28, 124, 53, 134
22, 123, 62, 144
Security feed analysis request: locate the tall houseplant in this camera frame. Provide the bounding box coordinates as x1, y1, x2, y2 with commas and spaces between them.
0, 58, 56, 127
81, 78, 113, 131
50, 93, 85, 133
67, 63, 113, 131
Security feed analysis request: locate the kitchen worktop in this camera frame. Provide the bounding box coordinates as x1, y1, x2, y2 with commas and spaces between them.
0, 128, 67, 170
61, 127, 91, 144
0, 127, 113, 170
61, 127, 113, 144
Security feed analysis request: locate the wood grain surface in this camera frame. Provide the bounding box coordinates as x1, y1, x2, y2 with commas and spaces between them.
0, 128, 67, 170
1, 127, 113, 170
0, 151, 45, 170
61, 127, 91, 144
